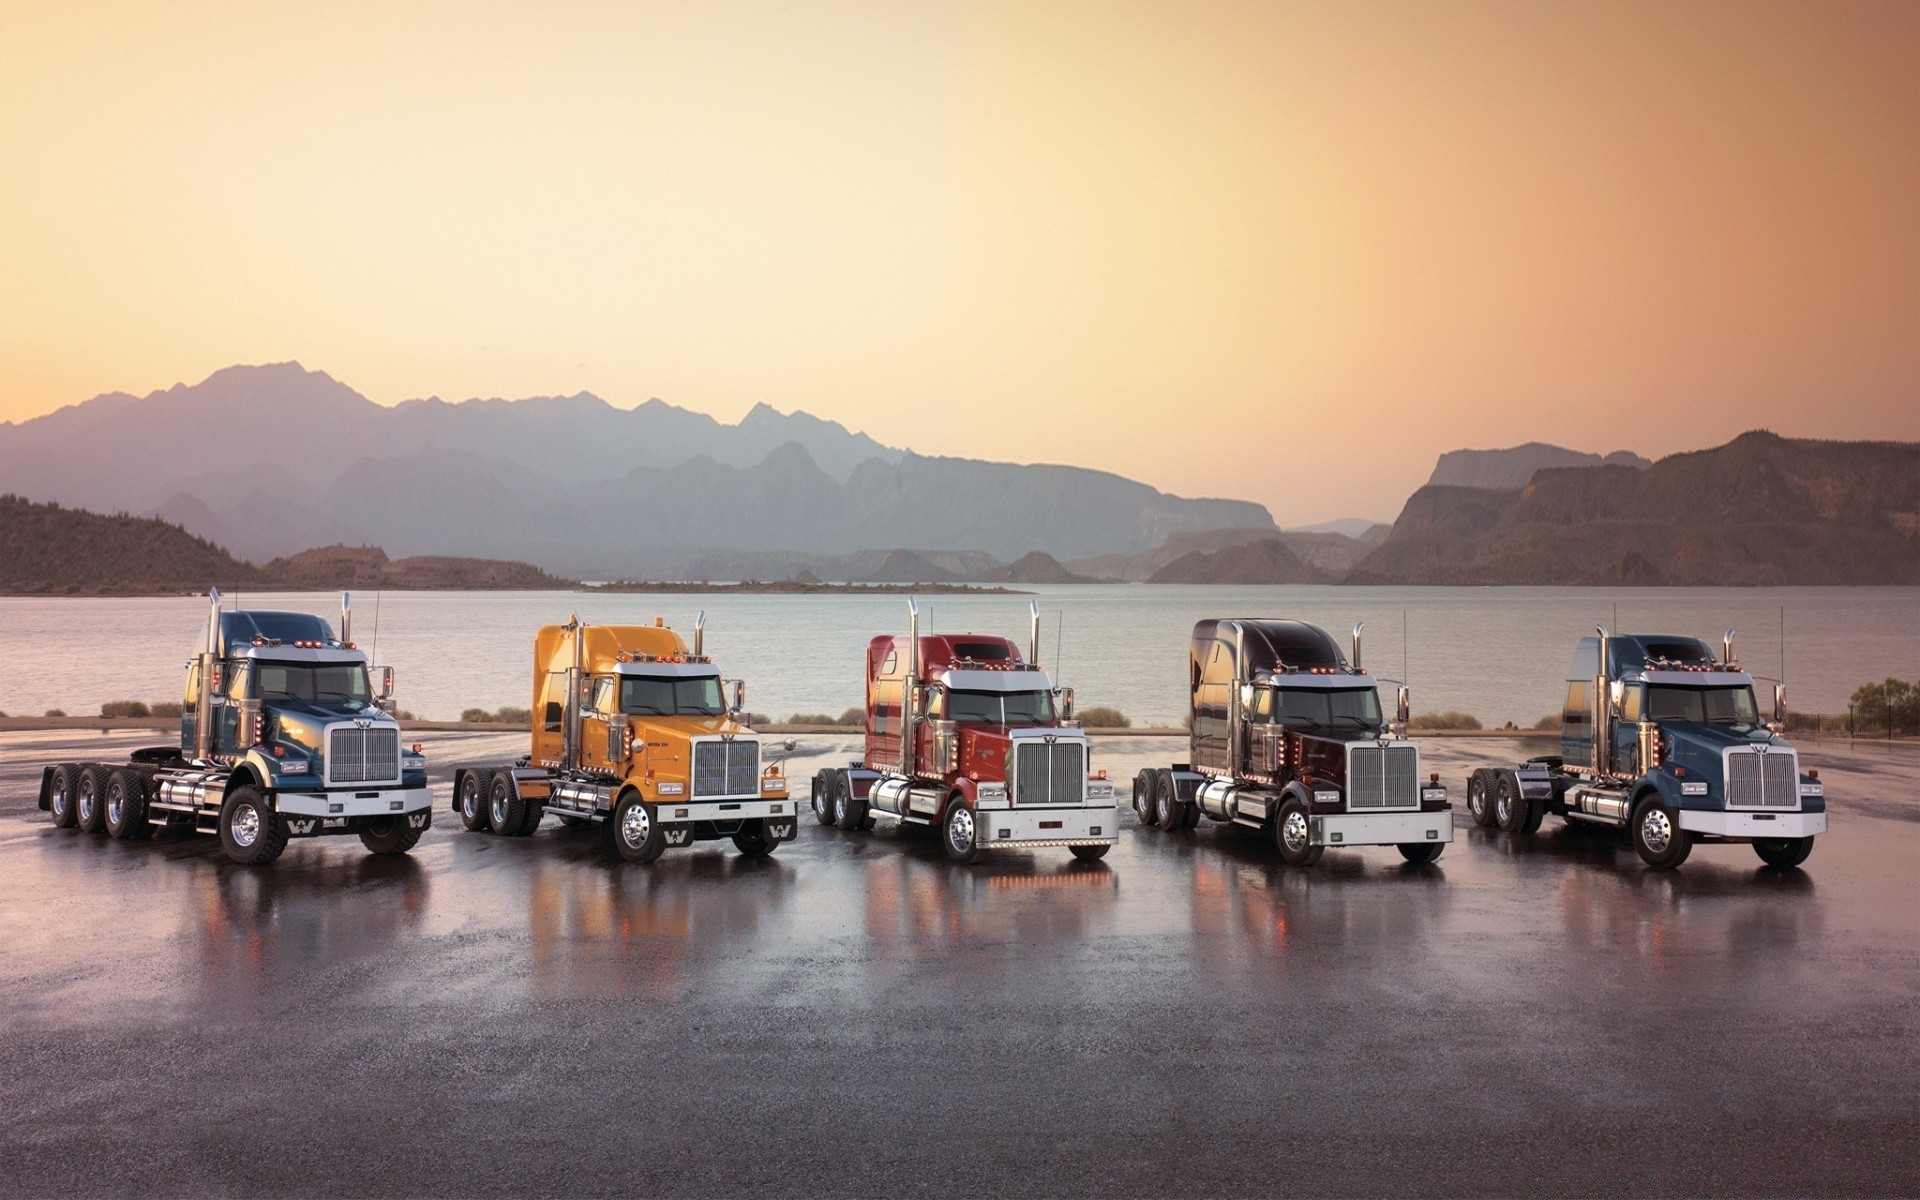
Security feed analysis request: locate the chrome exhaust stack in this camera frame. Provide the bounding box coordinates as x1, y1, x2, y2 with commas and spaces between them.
1722, 628, 1736, 668
1351, 621, 1364, 672
196, 588, 221, 761
1028, 600, 1041, 666
694, 610, 706, 658
340, 592, 351, 646
1593, 626, 1612, 778
902, 598, 920, 780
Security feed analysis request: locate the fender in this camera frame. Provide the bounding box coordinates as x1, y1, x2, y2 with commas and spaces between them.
37, 765, 54, 811
939, 779, 978, 822
225, 763, 265, 800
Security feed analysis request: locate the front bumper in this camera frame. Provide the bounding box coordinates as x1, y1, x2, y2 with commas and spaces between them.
1312, 810, 1454, 848
1679, 810, 1827, 839
977, 805, 1119, 849
657, 797, 798, 824
276, 786, 432, 818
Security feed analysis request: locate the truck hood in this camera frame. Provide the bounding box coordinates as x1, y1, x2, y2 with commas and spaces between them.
1661, 722, 1783, 754
629, 714, 757, 738
265, 698, 392, 724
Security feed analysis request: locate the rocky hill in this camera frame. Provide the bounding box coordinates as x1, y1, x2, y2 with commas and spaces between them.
261, 545, 571, 590
1147, 537, 1320, 584
1427, 442, 1651, 489
1353, 432, 1920, 585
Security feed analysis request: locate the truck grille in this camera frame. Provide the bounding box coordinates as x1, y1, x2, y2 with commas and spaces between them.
1347, 743, 1419, 809
1013, 741, 1085, 806
327, 725, 400, 784
1726, 749, 1799, 808
693, 739, 761, 798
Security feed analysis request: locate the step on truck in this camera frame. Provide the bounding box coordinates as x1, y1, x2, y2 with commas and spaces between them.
452, 615, 799, 863
810, 599, 1119, 864
38, 589, 429, 865
1137, 619, 1453, 865
1465, 628, 1827, 869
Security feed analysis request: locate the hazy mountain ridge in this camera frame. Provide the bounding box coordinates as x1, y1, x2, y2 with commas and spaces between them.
0, 363, 1274, 569
1427, 442, 1652, 489
1354, 431, 1920, 585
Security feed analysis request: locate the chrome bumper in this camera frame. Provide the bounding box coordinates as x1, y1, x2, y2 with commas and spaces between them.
1313, 810, 1454, 847
277, 786, 432, 818
978, 805, 1119, 848
1680, 810, 1827, 839
658, 797, 798, 823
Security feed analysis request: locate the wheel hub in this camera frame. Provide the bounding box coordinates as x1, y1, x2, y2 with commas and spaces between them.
108, 790, 122, 823
232, 804, 260, 848
1642, 808, 1673, 853
1282, 810, 1310, 852
621, 803, 651, 847
948, 806, 975, 853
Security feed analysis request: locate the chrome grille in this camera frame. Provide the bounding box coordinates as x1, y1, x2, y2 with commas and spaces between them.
1347, 743, 1419, 809
1726, 749, 1798, 808
693, 739, 761, 798
1013, 741, 1085, 806
327, 725, 400, 784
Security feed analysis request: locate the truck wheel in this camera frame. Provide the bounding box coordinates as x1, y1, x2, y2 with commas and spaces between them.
942, 800, 983, 864
1754, 837, 1814, 869
1493, 771, 1526, 832
358, 816, 422, 856
608, 791, 666, 863
458, 769, 493, 832
1273, 797, 1324, 867
1466, 769, 1496, 827
1519, 785, 1545, 834
812, 776, 837, 826
1181, 794, 1203, 830
1397, 841, 1444, 864
219, 786, 287, 866
1630, 796, 1692, 869
1070, 844, 1110, 862
834, 776, 873, 831
1134, 769, 1159, 828
76, 765, 110, 835
104, 770, 151, 840
732, 819, 777, 857
1154, 770, 1188, 831
515, 800, 546, 837
46, 764, 80, 828
487, 772, 527, 837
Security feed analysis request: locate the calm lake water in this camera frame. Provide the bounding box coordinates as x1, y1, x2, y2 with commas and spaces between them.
2, 586, 1915, 728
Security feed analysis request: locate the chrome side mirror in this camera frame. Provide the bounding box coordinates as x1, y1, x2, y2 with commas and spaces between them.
1056, 686, 1075, 722
1395, 685, 1411, 729
1237, 683, 1256, 712
730, 680, 747, 716
1772, 683, 1787, 730
379, 666, 396, 706
1608, 679, 1626, 718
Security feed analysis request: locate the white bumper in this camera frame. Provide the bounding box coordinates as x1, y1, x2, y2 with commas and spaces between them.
1679, 810, 1827, 839
978, 805, 1119, 849
277, 786, 432, 818
1313, 810, 1454, 848
656, 797, 798, 823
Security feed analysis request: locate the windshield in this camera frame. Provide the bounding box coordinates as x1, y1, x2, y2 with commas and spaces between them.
255, 662, 372, 708
948, 689, 1055, 725
1646, 685, 1760, 728
1269, 687, 1383, 733
621, 674, 725, 717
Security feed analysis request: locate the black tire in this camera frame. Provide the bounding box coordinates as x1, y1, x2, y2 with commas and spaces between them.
1754, 836, 1814, 869
104, 769, 151, 840
1154, 769, 1188, 831
812, 775, 837, 826
1466, 769, 1497, 827
833, 775, 873, 832
359, 816, 422, 856
515, 798, 546, 837
219, 786, 287, 866
459, 769, 493, 832
1398, 841, 1445, 864
732, 819, 777, 857
1630, 796, 1692, 869
76, 765, 110, 835
1134, 769, 1159, 827
1493, 771, 1526, 832
607, 790, 666, 863
1180, 794, 1203, 830
1519, 791, 1545, 835
1070, 843, 1110, 862
47, 764, 80, 829
1273, 796, 1324, 867
487, 772, 527, 837
942, 799, 983, 864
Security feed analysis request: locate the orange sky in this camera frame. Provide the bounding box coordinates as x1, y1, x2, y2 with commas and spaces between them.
2, 0, 1915, 522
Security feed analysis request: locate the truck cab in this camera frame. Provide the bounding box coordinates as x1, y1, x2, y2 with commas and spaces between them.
813, 600, 1119, 864
1142, 619, 1452, 866
1476, 629, 1826, 868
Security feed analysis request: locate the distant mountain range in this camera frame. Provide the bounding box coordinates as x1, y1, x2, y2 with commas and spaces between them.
0, 363, 1272, 574
1427, 442, 1651, 489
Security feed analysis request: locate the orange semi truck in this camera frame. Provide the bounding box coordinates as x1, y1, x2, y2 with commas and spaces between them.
451, 615, 799, 863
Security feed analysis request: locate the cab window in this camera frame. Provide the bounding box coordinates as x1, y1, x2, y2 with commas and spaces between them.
591, 677, 616, 714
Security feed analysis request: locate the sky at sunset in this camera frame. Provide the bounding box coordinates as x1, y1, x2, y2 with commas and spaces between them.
2, 0, 1915, 523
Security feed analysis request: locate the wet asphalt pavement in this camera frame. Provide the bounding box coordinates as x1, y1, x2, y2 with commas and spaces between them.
1, 729, 1917, 1198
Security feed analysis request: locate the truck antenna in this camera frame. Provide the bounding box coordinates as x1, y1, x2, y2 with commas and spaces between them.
1402, 609, 1408, 686
1055, 610, 1064, 678
1780, 605, 1786, 683
371, 589, 382, 668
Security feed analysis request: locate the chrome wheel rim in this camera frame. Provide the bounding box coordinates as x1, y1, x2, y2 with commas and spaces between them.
1282, 810, 1309, 853
51, 779, 68, 816
620, 802, 651, 848
948, 806, 975, 854
1156, 791, 1172, 823
107, 787, 122, 824
491, 795, 508, 826
1641, 808, 1673, 854
1496, 793, 1511, 823
1469, 783, 1484, 817
231, 804, 260, 848
462, 781, 479, 818
834, 789, 849, 823
79, 784, 95, 822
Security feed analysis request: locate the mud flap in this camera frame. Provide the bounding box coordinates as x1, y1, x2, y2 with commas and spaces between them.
766, 818, 798, 842
664, 826, 693, 847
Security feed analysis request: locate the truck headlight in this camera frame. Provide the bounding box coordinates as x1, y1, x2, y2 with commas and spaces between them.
763, 777, 787, 792
977, 782, 1007, 802
1420, 787, 1447, 803
657, 781, 685, 796
1680, 781, 1709, 796
1798, 783, 1823, 797
1086, 781, 1114, 800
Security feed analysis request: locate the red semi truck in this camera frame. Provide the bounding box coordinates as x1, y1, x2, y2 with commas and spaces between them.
809, 600, 1119, 864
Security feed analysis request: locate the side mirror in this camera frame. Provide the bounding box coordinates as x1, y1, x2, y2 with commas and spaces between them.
1608, 679, 1625, 718
1395, 685, 1411, 729
730, 680, 746, 716
1237, 683, 1256, 712
379, 666, 395, 706
910, 682, 930, 717
1057, 686, 1075, 722
1773, 683, 1788, 728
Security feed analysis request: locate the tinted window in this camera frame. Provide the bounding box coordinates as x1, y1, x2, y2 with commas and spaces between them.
948, 690, 1054, 725
951, 641, 1011, 661
1645, 685, 1759, 726
255, 662, 371, 706
1270, 688, 1382, 733
620, 675, 725, 717
1564, 681, 1590, 722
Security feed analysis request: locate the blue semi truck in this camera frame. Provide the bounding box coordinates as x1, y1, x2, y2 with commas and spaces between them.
1466, 628, 1826, 869
37, 589, 430, 865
